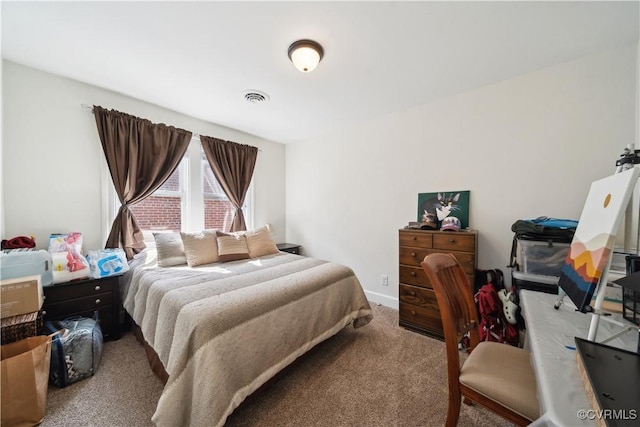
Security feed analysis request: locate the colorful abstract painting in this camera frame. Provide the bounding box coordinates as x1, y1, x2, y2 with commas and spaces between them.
558, 168, 640, 312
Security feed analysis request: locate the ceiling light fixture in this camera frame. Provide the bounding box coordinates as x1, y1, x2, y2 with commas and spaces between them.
288, 39, 323, 73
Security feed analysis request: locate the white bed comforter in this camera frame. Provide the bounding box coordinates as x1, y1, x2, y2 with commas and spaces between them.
123, 252, 372, 427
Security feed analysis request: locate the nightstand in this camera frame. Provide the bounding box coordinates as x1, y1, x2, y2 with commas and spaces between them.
276, 243, 301, 255
42, 275, 122, 340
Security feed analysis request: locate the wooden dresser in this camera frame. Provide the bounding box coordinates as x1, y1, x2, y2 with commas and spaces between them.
398, 228, 477, 340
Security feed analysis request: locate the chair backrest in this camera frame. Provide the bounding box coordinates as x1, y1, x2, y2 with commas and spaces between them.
421, 253, 481, 376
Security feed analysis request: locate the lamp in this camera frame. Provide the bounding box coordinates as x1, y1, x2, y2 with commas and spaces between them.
288, 39, 323, 73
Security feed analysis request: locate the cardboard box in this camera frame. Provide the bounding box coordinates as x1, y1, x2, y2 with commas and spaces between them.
0, 275, 43, 319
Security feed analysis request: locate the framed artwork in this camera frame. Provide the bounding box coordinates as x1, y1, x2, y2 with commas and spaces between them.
558, 168, 640, 313
417, 190, 470, 229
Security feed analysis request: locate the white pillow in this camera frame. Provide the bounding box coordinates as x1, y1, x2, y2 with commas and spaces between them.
245, 225, 279, 258
180, 230, 219, 267
153, 232, 187, 267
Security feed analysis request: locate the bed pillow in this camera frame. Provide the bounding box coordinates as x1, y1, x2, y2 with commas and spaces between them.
245, 225, 279, 258
153, 232, 187, 267
180, 230, 219, 267
216, 231, 250, 262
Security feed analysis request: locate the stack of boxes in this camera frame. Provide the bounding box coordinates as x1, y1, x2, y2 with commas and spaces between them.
0, 250, 52, 343
1, 276, 44, 342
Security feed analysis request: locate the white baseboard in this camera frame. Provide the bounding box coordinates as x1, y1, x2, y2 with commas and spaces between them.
364, 290, 398, 310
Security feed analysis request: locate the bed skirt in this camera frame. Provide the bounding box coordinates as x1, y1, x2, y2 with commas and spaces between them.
132, 322, 169, 385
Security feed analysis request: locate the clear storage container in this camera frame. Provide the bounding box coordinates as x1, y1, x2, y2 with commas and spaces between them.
517, 239, 569, 276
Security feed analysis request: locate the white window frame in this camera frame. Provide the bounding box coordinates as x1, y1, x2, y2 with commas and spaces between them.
101, 135, 253, 244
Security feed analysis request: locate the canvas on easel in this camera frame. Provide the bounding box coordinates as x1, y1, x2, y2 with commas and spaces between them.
558, 167, 640, 313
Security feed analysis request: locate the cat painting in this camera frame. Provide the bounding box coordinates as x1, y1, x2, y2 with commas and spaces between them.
418, 191, 470, 229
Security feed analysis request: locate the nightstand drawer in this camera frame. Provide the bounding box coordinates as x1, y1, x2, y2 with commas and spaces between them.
43, 277, 117, 304
43, 293, 112, 318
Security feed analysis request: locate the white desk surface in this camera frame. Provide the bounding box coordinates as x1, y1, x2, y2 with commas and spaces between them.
519, 290, 637, 427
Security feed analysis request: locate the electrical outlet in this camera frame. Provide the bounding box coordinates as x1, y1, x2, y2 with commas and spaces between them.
381, 274, 388, 286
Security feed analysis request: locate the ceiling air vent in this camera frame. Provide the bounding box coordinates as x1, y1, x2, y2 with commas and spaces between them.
243, 90, 270, 104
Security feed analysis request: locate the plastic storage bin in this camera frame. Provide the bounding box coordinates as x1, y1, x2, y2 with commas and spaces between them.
517, 240, 569, 276
0, 250, 53, 286
512, 271, 559, 294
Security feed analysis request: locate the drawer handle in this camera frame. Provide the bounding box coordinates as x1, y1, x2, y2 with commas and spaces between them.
412, 237, 417, 240
95, 285, 101, 291
410, 310, 416, 316
42, 310, 47, 316
449, 239, 455, 243
95, 299, 101, 305
409, 291, 416, 296
410, 271, 416, 276
411, 252, 416, 257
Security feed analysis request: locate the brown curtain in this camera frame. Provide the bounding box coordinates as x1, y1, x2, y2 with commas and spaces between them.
93, 106, 192, 259
200, 136, 258, 232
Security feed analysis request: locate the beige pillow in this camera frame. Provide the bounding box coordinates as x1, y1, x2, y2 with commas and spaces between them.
153, 232, 187, 267
216, 231, 250, 262
180, 230, 219, 267
245, 225, 279, 258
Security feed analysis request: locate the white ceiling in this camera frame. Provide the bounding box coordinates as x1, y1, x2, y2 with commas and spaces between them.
2, 1, 639, 144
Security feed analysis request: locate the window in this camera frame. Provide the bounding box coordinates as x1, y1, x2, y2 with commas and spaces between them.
102, 136, 252, 244
202, 151, 237, 231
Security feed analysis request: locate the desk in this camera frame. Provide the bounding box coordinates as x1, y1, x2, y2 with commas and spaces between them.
520, 290, 637, 427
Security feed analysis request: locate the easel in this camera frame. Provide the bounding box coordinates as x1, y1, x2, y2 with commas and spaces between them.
554, 144, 640, 343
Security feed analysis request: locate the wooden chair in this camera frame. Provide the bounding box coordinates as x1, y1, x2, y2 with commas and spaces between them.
421, 253, 540, 426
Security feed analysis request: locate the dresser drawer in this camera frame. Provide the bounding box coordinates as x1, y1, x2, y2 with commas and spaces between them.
399, 246, 432, 267
400, 246, 474, 275
399, 284, 439, 309
424, 249, 475, 275
399, 231, 433, 248
399, 265, 432, 288
433, 233, 475, 252
399, 303, 443, 338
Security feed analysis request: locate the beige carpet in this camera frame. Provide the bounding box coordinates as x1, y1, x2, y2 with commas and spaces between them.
41, 304, 513, 426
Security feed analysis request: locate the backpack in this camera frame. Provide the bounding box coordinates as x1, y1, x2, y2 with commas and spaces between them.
475, 279, 519, 347
509, 216, 578, 270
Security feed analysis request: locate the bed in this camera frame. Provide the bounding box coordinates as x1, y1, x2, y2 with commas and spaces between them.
121, 232, 373, 427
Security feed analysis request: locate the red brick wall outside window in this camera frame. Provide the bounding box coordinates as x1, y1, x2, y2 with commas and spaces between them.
130, 196, 234, 231
129, 157, 236, 233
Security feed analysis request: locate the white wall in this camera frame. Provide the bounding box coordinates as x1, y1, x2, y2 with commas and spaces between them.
1, 61, 286, 252
286, 44, 638, 308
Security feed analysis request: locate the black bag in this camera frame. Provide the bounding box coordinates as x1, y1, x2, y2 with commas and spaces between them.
44, 313, 103, 387
474, 268, 504, 294
509, 216, 578, 270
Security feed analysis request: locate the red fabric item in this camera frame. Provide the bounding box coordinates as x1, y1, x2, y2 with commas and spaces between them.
1, 236, 36, 249
476, 283, 519, 346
